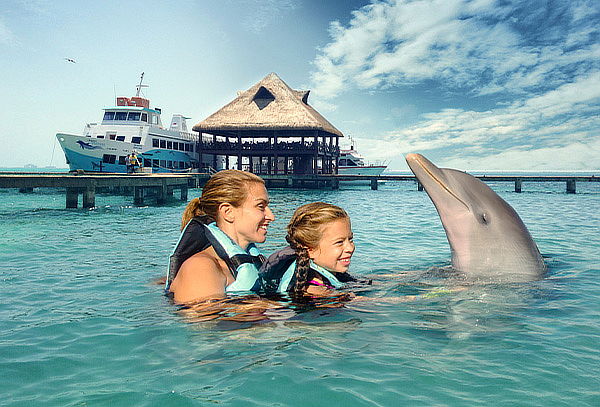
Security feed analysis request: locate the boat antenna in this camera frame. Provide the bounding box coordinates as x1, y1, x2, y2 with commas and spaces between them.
135, 72, 148, 97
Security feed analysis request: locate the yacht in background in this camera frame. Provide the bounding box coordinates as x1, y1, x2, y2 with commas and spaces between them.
337, 139, 387, 176
56, 73, 199, 173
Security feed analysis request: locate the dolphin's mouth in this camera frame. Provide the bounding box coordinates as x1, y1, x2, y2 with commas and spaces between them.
408, 153, 470, 211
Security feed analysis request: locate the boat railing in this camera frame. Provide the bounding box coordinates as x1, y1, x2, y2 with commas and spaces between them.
178, 131, 200, 142
199, 141, 340, 154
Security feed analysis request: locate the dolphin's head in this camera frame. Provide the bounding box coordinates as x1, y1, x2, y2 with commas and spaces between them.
406, 153, 545, 282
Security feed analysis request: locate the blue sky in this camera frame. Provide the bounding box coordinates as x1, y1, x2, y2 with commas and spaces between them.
1, 0, 598, 171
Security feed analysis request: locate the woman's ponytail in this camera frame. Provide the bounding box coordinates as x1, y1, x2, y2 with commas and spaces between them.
180, 198, 208, 230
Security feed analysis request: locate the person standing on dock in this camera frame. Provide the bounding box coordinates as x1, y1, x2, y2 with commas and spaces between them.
130, 151, 139, 173
125, 153, 133, 173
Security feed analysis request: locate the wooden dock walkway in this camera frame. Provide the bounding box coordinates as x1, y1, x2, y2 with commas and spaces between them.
1, 172, 597, 209
332, 174, 599, 193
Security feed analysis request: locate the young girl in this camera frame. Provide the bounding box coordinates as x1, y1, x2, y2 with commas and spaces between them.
260, 202, 359, 297
166, 170, 275, 303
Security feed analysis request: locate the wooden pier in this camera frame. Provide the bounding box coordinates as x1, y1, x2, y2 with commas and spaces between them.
332, 174, 599, 193
1, 172, 597, 209
0, 172, 207, 208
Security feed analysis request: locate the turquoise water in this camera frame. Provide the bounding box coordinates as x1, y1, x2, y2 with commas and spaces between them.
1, 180, 599, 406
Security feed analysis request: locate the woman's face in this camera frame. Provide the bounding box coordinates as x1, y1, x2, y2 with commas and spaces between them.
308, 218, 355, 273
231, 182, 274, 249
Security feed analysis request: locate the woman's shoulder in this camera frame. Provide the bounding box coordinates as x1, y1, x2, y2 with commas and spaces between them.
170, 248, 229, 303
180, 248, 223, 274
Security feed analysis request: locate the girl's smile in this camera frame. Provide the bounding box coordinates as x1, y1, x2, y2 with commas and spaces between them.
307, 218, 355, 273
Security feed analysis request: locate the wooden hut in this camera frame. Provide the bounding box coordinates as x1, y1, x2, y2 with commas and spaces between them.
193, 73, 343, 175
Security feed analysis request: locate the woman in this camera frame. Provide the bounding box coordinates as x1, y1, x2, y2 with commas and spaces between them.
167, 170, 274, 303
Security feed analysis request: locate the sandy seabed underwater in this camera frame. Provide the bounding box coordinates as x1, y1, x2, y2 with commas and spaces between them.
1, 180, 599, 406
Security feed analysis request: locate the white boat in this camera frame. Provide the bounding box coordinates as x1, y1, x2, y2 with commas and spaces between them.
56, 73, 199, 173
338, 144, 387, 176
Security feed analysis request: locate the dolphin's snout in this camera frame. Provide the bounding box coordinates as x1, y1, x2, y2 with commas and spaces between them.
405, 153, 423, 165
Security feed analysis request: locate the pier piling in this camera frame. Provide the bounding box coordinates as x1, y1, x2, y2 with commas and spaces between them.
83, 186, 96, 208
66, 188, 78, 209
515, 179, 522, 193
134, 186, 144, 206
180, 186, 188, 201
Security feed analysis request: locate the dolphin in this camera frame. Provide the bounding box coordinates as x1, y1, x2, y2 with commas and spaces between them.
76, 140, 101, 150
405, 153, 546, 282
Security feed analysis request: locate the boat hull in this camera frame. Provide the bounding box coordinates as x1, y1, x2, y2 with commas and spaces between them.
56, 133, 194, 173
338, 165, 387, 176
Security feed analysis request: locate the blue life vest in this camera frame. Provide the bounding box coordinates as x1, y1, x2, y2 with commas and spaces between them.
259, 246, 352, 294
276, 260, 345, 293
166, 217, 264, 293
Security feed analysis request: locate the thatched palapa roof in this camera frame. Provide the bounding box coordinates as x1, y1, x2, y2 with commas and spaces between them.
193, 73, 343, 137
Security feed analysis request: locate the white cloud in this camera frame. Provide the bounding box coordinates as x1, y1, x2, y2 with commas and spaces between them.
310, 0, 600, 170
356, 71, 600, 170
310, 0, 600, 98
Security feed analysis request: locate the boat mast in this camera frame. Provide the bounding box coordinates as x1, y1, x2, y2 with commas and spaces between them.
135, 72, 148, 97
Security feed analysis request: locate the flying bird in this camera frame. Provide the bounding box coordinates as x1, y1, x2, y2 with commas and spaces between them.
64, 58, 76, 63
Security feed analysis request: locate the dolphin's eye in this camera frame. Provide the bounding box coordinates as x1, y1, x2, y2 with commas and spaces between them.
479, 213, 489, 225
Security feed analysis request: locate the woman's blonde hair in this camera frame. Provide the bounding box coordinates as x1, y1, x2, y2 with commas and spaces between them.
285, 202, 350, 296
181, 170, 265, 230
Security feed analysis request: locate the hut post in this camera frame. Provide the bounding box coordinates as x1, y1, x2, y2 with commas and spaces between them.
237, 131, 242, 170
273, 130, 278, 175
314, 130, 319, 174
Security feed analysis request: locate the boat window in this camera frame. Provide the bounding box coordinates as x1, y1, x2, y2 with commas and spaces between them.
116, 135, 125, 142
152, 139, 159, 148
103, 112, 115, 120
132, 136, 142, 144
102, 154, 116, 164
160, 160, 166, 168
167, 160, 173, 168
144, 159, 151, 167
114, 112, 127, 121
127, 112, 141, 121
160, 140, 166, 148
152, 114, 159, 125
167, 141, 172, 150
118, 156, 126, 165
339, 159, 347, 166
347, 160, 357, 166
152, 159, 159, 168
141, 113, 148, 122
97, 135, 105, 139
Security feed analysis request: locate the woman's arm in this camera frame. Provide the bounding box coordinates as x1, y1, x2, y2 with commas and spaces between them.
169, 254, 227, 303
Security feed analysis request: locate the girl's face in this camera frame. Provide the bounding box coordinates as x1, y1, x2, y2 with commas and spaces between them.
231, 182, 274, 249
308, 218, 355, 273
